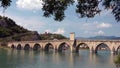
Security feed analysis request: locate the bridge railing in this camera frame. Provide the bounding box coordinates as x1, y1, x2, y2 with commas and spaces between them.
7, 39, 72, 43
7, 39, 120, 43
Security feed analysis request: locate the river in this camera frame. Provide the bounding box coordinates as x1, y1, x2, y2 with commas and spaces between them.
0, 48, 116, 68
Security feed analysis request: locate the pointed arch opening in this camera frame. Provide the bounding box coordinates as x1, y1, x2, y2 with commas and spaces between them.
11, 44, 15, 49
95, 43, 110, 53
17, 44, 22, 50
76, 43, 89, 53
33, 43, 41, 51
24, 44, 30, 50
116, 45, 120, 54
44, 43, 54, 52
58, 42, 70, 52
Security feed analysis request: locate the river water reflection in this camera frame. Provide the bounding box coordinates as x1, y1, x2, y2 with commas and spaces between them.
0, 48, 116, 68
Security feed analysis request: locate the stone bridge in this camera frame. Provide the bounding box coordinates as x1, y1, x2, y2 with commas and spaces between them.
6, 33, 120, 53
7, 39, 120, 54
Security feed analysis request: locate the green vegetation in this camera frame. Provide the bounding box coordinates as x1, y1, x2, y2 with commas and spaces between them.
40, 33, 67, 40
0, 16, 29, 38
114, 54, 120, 68
0, 0, 12, 14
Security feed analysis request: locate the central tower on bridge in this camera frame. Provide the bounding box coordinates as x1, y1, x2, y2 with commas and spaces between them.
70, 32, 75, 40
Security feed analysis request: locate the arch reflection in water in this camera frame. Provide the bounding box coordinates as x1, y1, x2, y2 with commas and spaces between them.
58, 42, 70, 52
95, 43, 110, 53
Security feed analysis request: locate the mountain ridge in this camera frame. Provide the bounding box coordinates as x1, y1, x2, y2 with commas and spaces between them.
76, 36, 120, 40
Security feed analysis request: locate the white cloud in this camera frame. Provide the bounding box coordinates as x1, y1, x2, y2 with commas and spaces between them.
16, 0, 43, 10
54, 28, 65, 34
82, 22, 112, 30
84, 30, 105, 35
44, 28, 65, 34
45, 29, 52, 33
4, 13, 45, 32
95, 30, 105, 35
97, 23, 112, 28
74, 0, 78, 3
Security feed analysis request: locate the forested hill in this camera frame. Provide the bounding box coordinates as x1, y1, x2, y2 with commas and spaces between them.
0, 16, 67, 42
0, 16, 29, 38
0, 16, 40, 41
39, 33, 67, 40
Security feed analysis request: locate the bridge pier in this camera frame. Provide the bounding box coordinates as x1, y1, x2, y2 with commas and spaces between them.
90, 50, 96, 53
111, 50, 118, 54
71, 47, 77, 53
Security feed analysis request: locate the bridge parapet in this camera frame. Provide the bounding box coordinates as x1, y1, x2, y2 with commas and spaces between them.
8, 39, 72, 43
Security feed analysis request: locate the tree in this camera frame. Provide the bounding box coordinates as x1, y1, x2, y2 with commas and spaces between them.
42, 0, 120, 22
0, 0, 12, 16
102, 0, 120, 22
42, 0, 74, 21
0, 0, 119, 22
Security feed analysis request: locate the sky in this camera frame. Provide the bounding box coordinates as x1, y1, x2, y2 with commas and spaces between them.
1, 0, 120, 37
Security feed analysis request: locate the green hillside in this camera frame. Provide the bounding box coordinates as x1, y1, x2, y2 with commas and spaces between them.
0, 16, 40, 41
0, 16, 29, 38
40, 33, 67, 40
0, 16, 67, 42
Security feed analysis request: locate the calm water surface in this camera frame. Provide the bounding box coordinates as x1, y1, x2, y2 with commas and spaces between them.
0, 48, 116, 68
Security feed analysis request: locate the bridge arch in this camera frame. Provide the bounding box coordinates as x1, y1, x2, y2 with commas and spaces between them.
11, 44, 15, 49
24, 44, 30, 50
76, 43, 90, 53
95, 43, 110, 53
17, 44, 22, 50
116, 45, 120, 54
58, 42, 70, 52
33, 43, 41, 51
44, 43, 54, 51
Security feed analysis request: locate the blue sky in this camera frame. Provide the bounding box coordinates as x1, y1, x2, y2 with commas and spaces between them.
1, 0, 120, 37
